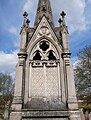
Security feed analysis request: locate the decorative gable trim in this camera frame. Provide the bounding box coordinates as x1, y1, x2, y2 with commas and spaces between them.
27, 15, 62, 50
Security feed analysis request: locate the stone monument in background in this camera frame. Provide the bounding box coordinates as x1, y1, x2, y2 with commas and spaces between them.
10, 0, 81, 119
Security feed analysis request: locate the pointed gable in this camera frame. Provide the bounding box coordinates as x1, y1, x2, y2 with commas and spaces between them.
27, 15, 62, 51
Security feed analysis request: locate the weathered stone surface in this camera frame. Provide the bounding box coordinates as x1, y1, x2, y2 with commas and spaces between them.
10, 0, 81, 120
24, 97, 66, 110
22, 118, 68, 120
31, 67, 45, 97
22, 110, 69, 117
10, 112, 22, 120
69, 110, 81, 120
46, 67, 58, 97
22, 110, 69, 120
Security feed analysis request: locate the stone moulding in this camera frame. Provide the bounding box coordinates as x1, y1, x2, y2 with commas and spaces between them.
22, 110, 69, 118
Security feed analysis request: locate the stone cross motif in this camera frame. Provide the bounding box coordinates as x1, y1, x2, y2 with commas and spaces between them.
60, 11, 66, 26
58, 18, 62, 26
26, 19, 30, 25
23, 11, 28, 18
23, 11, 28, 27
61, 11, 66, 18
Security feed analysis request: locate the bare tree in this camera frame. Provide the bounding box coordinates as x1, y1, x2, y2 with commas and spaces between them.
0, 72, 14, 96
0, 72, 14, 114
74, 45, 91, 96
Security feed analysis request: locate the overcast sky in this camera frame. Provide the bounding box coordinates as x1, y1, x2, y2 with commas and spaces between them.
0, 0, 91, 75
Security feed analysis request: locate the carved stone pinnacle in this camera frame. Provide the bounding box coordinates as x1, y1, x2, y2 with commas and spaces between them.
61, 11, 66, 18
23, 11, 28, 18
58, 18, 62, 24
26, 19, 30, 24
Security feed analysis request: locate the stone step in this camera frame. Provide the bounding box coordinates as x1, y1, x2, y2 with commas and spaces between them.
22, 110, 69, 120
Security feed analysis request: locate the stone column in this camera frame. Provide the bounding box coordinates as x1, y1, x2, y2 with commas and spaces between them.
10, 52, 27, 120
11, 52, 27, 110
62, 52, 81, 120
61, 59, 66, 103
62, 31, 69, 52
24, 58, 30, 104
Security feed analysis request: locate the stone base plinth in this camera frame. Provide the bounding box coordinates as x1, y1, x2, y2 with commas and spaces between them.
10, 110, 81, 120
22, 118, 68, 120
22, 110, 69, 117
10, 110, 69, 120
69, 110, 81, 120
10, 112, 22, 120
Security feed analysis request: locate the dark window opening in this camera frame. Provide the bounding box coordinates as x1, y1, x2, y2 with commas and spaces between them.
33, 52, 41, 60
48, 51, 56, 60
40, 42, 49, 51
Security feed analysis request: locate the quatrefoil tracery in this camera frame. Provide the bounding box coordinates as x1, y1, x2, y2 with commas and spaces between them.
31, 40, 59, 61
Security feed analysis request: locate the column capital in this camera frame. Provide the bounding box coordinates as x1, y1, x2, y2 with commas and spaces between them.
18, 51, 27, 59
62, 52, 71, 66
62, 52, 71, 58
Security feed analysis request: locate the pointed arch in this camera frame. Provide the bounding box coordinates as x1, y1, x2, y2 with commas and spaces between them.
47, 50, 56, 60
33, 51, 42, 60
28, 36, 62, 60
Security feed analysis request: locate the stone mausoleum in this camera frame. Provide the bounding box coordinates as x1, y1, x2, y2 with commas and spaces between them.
10, 0, 81, 120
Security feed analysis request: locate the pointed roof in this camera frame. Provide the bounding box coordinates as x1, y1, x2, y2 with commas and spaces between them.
34, 0, 54, 28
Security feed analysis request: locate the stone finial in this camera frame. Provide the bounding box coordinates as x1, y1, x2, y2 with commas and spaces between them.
23, 11, 29, 27
26, 19, 30, 26
58, 18, 62, 25
61, 11, 66, 18
23, 11, 28, 18
59, 11, 66, 26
